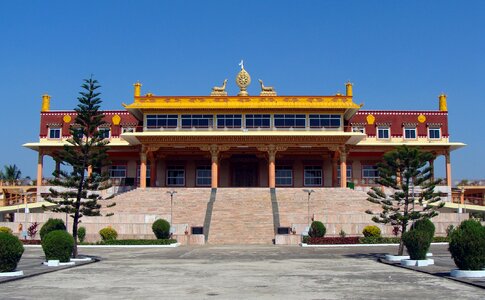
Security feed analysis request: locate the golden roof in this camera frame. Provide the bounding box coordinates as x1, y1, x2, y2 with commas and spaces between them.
124, 95, 361, 110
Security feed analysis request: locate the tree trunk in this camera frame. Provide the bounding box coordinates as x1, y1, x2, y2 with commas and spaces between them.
398, 223, 407, 256
72, 168, 85, 258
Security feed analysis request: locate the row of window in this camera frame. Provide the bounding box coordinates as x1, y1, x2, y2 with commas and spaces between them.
108, 165, 380, 187
48, 127, 135, 139
353, 126, 442, 140
145, 114, 342, 129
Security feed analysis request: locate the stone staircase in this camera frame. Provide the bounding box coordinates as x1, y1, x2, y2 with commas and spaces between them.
101, 187, 212, 231
207, 188, 275, 244
275, 188, 386, 235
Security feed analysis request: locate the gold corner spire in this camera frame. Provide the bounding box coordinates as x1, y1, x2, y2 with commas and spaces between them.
439, 93, 447, 111
236, 60, 251, 96
346, 81, 353, 97
134, 81, 142, 97
41, 94, 51, 112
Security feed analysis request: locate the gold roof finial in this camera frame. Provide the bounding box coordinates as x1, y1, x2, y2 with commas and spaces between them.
236, 60, 251, 96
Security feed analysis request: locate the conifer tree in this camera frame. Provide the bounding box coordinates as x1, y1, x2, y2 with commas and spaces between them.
366, 145, 444, 255
43, 77, 114, 257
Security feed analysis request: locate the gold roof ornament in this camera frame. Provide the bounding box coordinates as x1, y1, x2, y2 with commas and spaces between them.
258, 79, 277, 96
236, 60, 251, 96
211, 79, 228, 96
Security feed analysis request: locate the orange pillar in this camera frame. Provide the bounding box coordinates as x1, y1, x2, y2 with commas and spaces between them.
268, 150, 276, 188
445, 152, 452, 187
36, 152, 44, 189
140, 150, 147, 188
211, 149, 218, 188
429, 159, 435, 182
340, 151, 347, 188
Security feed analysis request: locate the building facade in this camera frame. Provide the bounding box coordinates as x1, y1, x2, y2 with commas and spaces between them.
24, 66, 465, 194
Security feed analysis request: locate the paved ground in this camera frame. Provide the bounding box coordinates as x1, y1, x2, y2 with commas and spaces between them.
1, 244, 484, 300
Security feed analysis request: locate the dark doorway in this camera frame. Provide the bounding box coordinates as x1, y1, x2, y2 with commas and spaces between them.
231, 155, 259, 187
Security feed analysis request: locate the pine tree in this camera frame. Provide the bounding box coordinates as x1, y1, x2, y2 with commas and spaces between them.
43, 77, 114, 257
366, 145, 444, 255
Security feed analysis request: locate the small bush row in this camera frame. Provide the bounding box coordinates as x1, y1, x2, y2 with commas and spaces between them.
97, 239, 178, 245
307, 237, 360, 245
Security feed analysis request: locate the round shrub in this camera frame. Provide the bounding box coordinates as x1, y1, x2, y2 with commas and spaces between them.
362, 225, 381, 238
152, 219, 170, 239
40, 218, 66, 240
402, 229, 432, 260
78, 227, 86, 243
0, 232, 24, 272
449, 219, 485, 270
99, 227, 118, 241
308, 221, 326, 238
0, 226, 13, 235
411, 218, 435, 238
41, 230, 74, 263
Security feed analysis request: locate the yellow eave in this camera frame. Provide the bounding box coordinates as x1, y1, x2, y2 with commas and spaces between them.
0, 201, 56, 213
22, 139, 130, 151
355, 141, 466, 151
120, 131, 366, 145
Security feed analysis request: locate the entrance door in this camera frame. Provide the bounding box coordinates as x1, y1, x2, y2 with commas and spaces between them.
231, 157, 259, 187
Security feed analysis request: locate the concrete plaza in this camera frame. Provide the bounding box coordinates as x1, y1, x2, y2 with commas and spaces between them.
1, 244, 483, 300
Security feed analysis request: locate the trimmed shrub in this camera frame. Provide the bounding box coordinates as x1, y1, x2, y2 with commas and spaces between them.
100, 239, 178, 245
99, 227, 118, 241
78, 227, 86, 243
449, 219, 485, 270
362, 225, 381, 238
40, 218, 66, 240
411, 218, 435, 238
0, 226, 13, 235
0, 232, 24, 272
308, 221, 326, 238
402, 229, 432, 260
359, 236, 401, 244
41, 230, 74, 263
152, 219, 170, 239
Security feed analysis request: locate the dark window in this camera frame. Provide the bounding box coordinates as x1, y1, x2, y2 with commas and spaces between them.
167, 166, 185, 186
146, 114, 178, 129
429, 127, 441, 139
245, 114, 271, 128
276, 166, 293, 186
181, 115, 213, 128
274, 114, 306, 128
109, 165, 127, 178
99, 128, 110, 139
304, 166, 322, 186
362, 165, 379, 178
217, 115, 242, 128
309, 114, 341, 128
48, 127, 61, 139
377, 126, 390, 139
196, 166, 211, 186
404, 127, 416, 139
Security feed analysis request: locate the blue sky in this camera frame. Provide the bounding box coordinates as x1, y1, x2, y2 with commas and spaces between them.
0, 1, 483, 182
